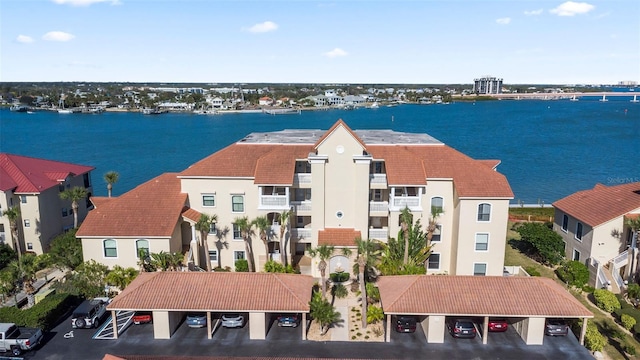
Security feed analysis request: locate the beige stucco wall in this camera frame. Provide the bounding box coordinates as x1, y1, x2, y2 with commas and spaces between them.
152, 311, 183, 339
423, 180, 455, 274
554, 210, 593, 263
591, 217, 626, 265
424, 315, 445, 343
524, 317, 545, 345
81, 236, 172, 269
455, 199, 510, 275
249, 312, 266, 340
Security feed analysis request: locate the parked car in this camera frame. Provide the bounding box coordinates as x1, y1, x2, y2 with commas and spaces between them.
186, 313, 207, 328
71, 297, 110, 329
0, 323, 43, 356
395, 316, 417, 333
545, 319, 569, 336
276, 314, 299, 327
447, 318, 476, 338
132, 312, 153, 325
221, 314, 245, 328
487, 318, 508, 332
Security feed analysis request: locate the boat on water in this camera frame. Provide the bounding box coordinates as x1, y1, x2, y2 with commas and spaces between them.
10, 105, 29, 112
142, 108, 167, 115
370, 102, 379, 109
58, 109, 74, 114
263, 108, 301, 115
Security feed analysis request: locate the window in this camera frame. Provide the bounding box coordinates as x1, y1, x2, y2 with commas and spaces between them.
103, 239, 117, 258
86, 192, 92, 209
234, 251, 245, 260
20, 195, 27, 204
62, 208, 68, 217
209, 250, 218, 262
431, 197, 443, 213
136, 239, 149, 258
431, 224, 442, 242
371, 189, 383, 202
24, 219, 30, 228
561, 215, 569, 232
572, 249, 581, 262
372, 161, 384, 174
232, 195, 244, 212
473, 263, 487, 276
575, 222, 583, 241
59, 184, 65, 192
475, 233, 489, 251
295, 189, 311, 201
427, 253, 440, 270
477, 203, 491, 221
233, 224, 242, 240
27, 243, 33, 251
209, 222, 217, 234
202, 194, 215, 207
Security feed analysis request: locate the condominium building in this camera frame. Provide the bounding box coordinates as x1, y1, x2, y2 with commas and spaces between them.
0, 153, 94, 254
77, 120, 513, 276
473, 76, 503, 94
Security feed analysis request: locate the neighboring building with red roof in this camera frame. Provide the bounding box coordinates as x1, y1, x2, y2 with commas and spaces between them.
0, 153, 94, 254
552, 182, 640, 292
78, 120, 513, 277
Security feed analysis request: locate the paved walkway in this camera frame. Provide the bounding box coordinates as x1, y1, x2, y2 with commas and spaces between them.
331, 293, 355, 341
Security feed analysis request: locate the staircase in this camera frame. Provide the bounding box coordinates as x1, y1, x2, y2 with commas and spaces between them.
93, 310, 135, 339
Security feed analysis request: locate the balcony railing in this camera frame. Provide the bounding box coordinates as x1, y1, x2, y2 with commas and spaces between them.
392, 197, 420, 208
613, 250, 629, 268
291, 201, 312, 212
368, 228, 388, 240
369, 201, 388, 212
294, 173, 312, 184
259, 195, 289, 209
369, 174, 387, 184
291, 228, 312, 240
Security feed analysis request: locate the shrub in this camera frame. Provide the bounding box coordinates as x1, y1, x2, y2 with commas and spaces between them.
515, 222, 565, 265
372, 326, 384, 337
366, 283, 380, 303
593, 289, 621, 313
0, 293, 80, 331
582, 285, 595, 294
213, 266, 230, 272
628, 283, 640, 300
331, 284, 348, 299
235, 259, 249, 272
330, 272, 350, 282
524, 266, 540, 277
625, 344, 637, 355
556, 261, 589, 287
367, 305, 384, 324
621, 314, 636, 331
584, 323, 606, 352
264, 260, 296, 273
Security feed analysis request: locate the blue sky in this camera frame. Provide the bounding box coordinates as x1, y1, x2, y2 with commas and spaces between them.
1, 0, 638, 84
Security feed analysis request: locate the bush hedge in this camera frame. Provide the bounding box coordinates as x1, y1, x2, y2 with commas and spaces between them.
621, 313, 636, 331
329, 272, 350, 283
556, 261, 589, 287
235, 259, 249, 272
0, 293, 80, 331
593, 289, 621, 313
585, 322, 606, 352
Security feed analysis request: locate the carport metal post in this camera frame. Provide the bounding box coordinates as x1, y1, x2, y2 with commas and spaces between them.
111, 310, 118, 339
385, 314, 391, 342
302, 313, 307, 340
207, 312, 212, 339
579, 317, 588, 345
482, 316, 488, 344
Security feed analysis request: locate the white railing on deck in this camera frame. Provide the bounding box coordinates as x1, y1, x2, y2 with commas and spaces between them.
392, 197, 420, 208
294, 173, 312, 184
260, 195, 289, 207
613, 270, 626, 290
369, 201, 389, 212
292, 228, 312, 240
613, 250, 629, 268
291, 201, 312, 212
597, 267, 608, 289
368, 228, 388, 240
370, 174, 387, 184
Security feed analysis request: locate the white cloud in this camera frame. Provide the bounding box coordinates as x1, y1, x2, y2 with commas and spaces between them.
245, 21, 278, 33
524, 9, 544, 16
16, 35, 34, 43
550, 1, 594, 16
52, 0, 120, 6
42, 31, 76, 42
496, 17, 511, 25
323, 48, 348, 58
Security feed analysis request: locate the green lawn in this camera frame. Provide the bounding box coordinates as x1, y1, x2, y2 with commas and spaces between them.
504, 223, 640, 359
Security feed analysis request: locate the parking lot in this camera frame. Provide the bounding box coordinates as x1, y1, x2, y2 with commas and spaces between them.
22, 312, 594, 360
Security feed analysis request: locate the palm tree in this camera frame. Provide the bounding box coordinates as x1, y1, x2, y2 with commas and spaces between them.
278, 210, 291, 266
426, 207, 444, 247
103, 171, 119, 198
2, 207, 22, 262
252, 216, 271, 268
9, 253, 44, 307
234, 217, 256, 272
358, 254, 367, 329
309, 245, 334, 299
195, 213, 218, 272
400, 207, 412, 265
59, 186, 88, 228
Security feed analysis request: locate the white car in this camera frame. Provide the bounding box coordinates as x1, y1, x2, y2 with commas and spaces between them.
221, 314, 245, 328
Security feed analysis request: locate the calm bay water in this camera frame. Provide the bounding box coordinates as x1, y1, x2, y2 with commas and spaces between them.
1, 98, 638, 204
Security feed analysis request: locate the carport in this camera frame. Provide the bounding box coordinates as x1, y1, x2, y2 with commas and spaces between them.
378, 275, 593, 345
106, 272, 314, 340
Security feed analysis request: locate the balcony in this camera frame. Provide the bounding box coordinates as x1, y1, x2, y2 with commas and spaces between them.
369, 201, 389, 215
259, 195, 289, 210
291, 228, 312, 240
368, 228, 389, 241
294, 173, 312, 186
390, 196, 421, 211
369, 174, 387, 189
291, 201, 312, 214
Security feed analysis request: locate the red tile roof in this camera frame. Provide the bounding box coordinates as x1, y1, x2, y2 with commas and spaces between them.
77, 173, 187, 238
181, 207, 202, 223
378, 275, 593, 318
90, 196, 113, 208
318, 228, 361, 247
313, 119, 367, 150
107, 272, 314, 312
553, 182, 640, 227
0, 153, 94, 193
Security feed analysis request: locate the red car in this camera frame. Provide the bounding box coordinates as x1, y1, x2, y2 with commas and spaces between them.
487, 318, 508, 332
132, 312, 152, 325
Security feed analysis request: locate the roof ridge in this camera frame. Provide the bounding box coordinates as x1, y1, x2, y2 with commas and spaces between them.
0, 154, 37, 193
384, 275, 421, 310
272, 273, 309, 308
534, 277, 588, 314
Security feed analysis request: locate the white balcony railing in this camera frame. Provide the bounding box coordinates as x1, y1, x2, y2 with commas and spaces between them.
369, 201, 389, 212
613, 250, 629, 269
291, 201, 312, 212
294, 173, 312, 184
291, 228, 312, 240
259, 195, 289, 209
369, 174, 387, 184
392, 196, 420, 208
368, 228, 389, 240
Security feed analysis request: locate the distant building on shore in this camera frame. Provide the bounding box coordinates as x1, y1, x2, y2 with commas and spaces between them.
473, 76, 503, 94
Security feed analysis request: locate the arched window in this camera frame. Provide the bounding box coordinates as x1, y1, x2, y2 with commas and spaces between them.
103, 239, 117, 258
431, 197, 444, 213
477, 203, 491, 222
136, 239, 149, 258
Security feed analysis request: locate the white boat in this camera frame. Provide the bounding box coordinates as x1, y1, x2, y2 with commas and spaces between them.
10, 105, 28, 112
370, 102, 379, 109
58, 109, 73, 114
569, 95, 579, 102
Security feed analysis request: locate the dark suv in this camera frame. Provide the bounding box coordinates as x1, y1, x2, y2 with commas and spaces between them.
71, 297, 110, 329
395, 316, 417, 333
447, 318, 476, 338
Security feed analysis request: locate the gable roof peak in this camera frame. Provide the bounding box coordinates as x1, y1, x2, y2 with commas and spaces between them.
313, 119, 367, 150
